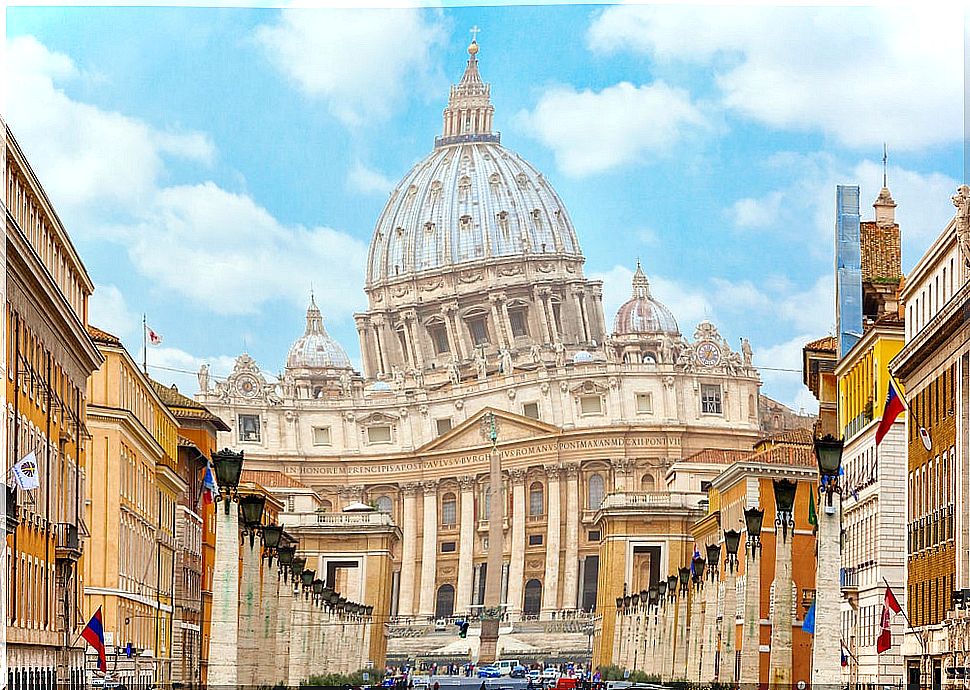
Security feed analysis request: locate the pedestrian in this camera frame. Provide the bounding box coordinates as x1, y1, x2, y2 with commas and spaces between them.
433, 682, 440, 690
479, 682, 486, 690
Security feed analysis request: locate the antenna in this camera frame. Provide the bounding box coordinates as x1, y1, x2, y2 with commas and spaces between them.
882, 143, 888, 188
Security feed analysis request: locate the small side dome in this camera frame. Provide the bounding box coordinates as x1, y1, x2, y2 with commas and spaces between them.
573, 350, 594, 364
285, 296, 353, 372
613, 262, 680, 336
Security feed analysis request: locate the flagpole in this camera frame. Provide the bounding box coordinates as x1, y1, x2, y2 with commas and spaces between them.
142, 314, 147, 375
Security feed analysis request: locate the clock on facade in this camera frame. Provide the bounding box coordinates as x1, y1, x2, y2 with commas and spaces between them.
694, 341, 721, 367
236, 375, 259, 398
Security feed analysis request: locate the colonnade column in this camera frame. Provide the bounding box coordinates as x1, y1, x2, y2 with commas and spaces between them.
675, 575, 690, 679
455, 476, 476, 615
562, 463, 580, 610
257, 558, 279, 687
541, 466, 562, 618
275, 570, 293, 686
768, 482, 795, 689
237, 532, 261, 686
398, 483, 419, 617
417, 480, 439, 618
208, 504, 239, 687
506, 470, 527, 619
701, 546, 721, 684
687, 571, 705, 682
812, 489, 843, 687
741, 507, 764, 690
720, 533, 740, 687
661, 585, 675, 681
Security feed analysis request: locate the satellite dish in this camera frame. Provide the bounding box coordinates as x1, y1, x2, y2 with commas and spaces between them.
919, 427, 932, 452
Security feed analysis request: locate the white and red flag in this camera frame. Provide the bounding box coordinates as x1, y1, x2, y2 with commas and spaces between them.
876, 585, 903, 653
145, 323, 163, 346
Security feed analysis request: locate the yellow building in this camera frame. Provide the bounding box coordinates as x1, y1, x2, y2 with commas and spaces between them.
84, 326, 186, 687
5, 125, 103, 690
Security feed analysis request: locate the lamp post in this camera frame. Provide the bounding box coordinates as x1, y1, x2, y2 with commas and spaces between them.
646, 586, 659, 677
274, 536, 296, 686
768, 479, 797, 689
675, 567, 691, 679
687, 558, 705, 682
479, 411, 504, 664
655, 580, 667, 677
740, 507, 764, 690
208, 449, 244, 688
663, 574, 677, 681
262, 523, 284, 563
237, 492, 266, 686
721, 530, 741, 686
239, 493, 266, 548
211, 449, 244, 513
812, 435, 844, 689
701, 544, 721, 684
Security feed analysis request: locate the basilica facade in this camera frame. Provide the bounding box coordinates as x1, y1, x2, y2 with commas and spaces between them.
197, 39, 769, 651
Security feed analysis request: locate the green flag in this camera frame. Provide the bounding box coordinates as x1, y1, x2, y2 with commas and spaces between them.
808, 487, 818, 528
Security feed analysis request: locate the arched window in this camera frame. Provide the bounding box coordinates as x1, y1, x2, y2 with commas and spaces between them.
435, 584, 455, 618
480, 486, 491, 520
375, 495, 393, 513
642, 353, 656, 364
523, 579, 542, 617
441, 492, 457, 526
529, 482, 544, 516
588, 474, 605, 509
640, 474, 655, 492
321, 500, 333, 513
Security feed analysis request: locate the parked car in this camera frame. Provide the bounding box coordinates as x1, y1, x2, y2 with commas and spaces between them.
510, 665, 527, 679
477, 667, 502, 678
495, 660, 521, 676
542, 668, 560, 682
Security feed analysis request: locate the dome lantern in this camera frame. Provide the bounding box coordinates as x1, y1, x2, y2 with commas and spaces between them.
285, 295, 353, 373
613, 261, 680, 336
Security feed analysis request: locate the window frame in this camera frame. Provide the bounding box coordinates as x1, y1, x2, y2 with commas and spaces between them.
238, 413, 261, 442
700, 383, 723, 415
366, 425, 393, 445
311, 426, 332, 446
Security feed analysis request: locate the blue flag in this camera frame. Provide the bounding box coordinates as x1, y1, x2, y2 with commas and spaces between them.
803, 600, 816, 635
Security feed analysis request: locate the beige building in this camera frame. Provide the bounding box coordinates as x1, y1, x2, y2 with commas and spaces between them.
5, 125, 103, 690
196, 38, 792, 661
85, 327, 186, 688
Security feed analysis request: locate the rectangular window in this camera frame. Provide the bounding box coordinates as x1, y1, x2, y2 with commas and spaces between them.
440, 542, 457, 553
435, 417, 453, 436
509, 309, 528, 338
580, 395, 602, 415
522, 402, 540, 419
528, 534, 543, 546
367, 425, 392, 444
238, 414, 260, 442
588, 530, 601, 542
636, 393, 653, 414
468, 316, 489, 346
312, 426, 331, 446
701, 384, 722, 414
429, 324, 450, 355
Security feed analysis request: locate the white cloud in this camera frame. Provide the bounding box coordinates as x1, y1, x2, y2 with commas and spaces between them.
587, 6, 963, 150
255, 8, 447, 126
7, 35, 368, 319
516, 81, 706, 176
147, 347, 240, 398
348, 160, 396, 195
89, 284, 139, 340
728, 191, 784, 229
753, 334, 820, 414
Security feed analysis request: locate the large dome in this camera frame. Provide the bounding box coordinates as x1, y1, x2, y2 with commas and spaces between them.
613, 262, 680, 336
365, 40, 583, 287
286, 296, 352, 371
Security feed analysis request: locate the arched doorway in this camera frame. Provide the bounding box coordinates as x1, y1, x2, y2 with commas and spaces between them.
523, 579, 542, 617
435, 584, 455, 618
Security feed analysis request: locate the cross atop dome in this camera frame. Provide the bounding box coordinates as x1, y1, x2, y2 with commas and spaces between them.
436, 29, 499, 147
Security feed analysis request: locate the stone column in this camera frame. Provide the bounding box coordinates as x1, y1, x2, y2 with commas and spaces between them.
489, 293, 509, 349
398, 483, 419, 617
687, 577, 705, 682
813, 490, 843, 687
418, 480, 439, 618
701, 554, 721, 684
500, 299, 514, 346
768, 511, 794, 689
275, 571, 293, 687
720, 550, 739, 686
675, 583, 690, 680
533, 287, 551, 343
611, 606, 623, 669
286, 584, 305, 686
456, 476, 476, 615
572, 289, 589, 343
740, 526, 763, 690
402, 309, 424, 370
356, 320, 374, 380
661, 589, 674, 681
507, 469, 527, 619
541, 466, 562, 618
647, 602, 659, 677
209, 504, 240, 688
562, 464, 580, 610
371, 315, 390, 375
257, 558, 279, 686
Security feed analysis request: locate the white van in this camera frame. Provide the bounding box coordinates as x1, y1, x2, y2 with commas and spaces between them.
495, 660, 521, 676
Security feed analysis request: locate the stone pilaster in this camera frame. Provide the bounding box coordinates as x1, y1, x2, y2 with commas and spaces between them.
562, 463, 580, 609
612, 608, 623, 669
398, 483, 419, 616
275, 571, 293, 686
209, 504, 240, 688
687, 579, 704, 681
675, 588, 689, 680
541, 465, 562, 618
417, 480, 439, 617
813, 490, 842, 686
740, 546, 762, 689
257, 558, 279, 687
287, 587, 307, 685
662, 592, 675, 681
456, 476, 476, 615
721, 563, 739, 686
700, 562, 720, 684
768, 522, 794, 688
237, 535, 262, 686
506, 469, 527, 619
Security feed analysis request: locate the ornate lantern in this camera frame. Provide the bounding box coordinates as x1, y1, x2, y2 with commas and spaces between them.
211, 449, 244, 512
239, 494, 266, 547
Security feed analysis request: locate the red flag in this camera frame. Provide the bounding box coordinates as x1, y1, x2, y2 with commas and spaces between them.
876, 586, 902, 653
80, 606, 108, 672
875, 380, 905, 446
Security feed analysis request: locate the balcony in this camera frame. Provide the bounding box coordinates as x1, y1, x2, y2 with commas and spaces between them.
840, 567, 858, 592
598, 491, 708, 511
55, 523, 82, 562
5, 484, 18, 534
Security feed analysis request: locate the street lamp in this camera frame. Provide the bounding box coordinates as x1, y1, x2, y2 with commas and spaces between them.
744, 506, 764, 556
692, 558, 705, 585
814, 434, 844, 509
705, 543, 721, 575
277, 544, 296, 581
657, 580, 667, 600
239, 493, 266, 547
648, 586, 658, 607
773, 479, 797, 542
678, 567, 690, 594
262, 523, 284, 554
724, 529, 741, 571
211, 449, 244, 513
667, 575, 678, 601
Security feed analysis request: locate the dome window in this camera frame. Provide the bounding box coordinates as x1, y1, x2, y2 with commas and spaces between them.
395, 226, 405, 236
497, 211, 510, 240
407, 184, 418, 196
488, 172, 500, 186
515, 172, 529, 188
459, 215, 473, 231
424, 221, 435, 234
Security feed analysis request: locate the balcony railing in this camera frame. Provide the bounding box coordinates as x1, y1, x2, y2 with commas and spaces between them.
5, 484, 18, 535
280, 511, 398, 529
598, 491, 708, 511
55, 523, 81, 561
840, 567, 859, 591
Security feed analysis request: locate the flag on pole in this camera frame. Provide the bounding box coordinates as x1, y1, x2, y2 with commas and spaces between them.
201, 462, 218, 506
876, 585, 903, 653
80, 607, 108, 672
803, 600, 816, 634
12, 451, 40, 490
841, 641, 849, 667
145, 324, 163, 346
875, 380, 905, 446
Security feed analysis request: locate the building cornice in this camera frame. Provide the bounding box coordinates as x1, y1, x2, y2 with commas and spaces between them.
891, 278, 970, 379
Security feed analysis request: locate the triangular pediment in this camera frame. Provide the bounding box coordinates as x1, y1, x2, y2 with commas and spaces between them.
418, 406, 561, 454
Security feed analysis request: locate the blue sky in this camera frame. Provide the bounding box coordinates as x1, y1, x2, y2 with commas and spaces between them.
6, 3, 965, 411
